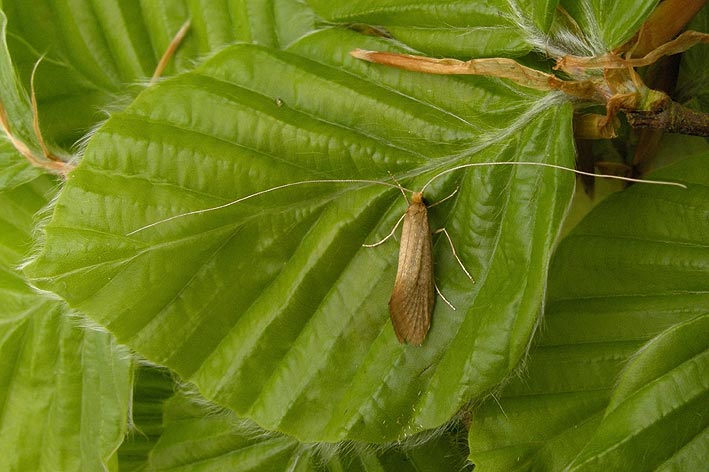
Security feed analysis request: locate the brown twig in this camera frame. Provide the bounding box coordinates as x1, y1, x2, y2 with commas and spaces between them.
626, 97, 709, 136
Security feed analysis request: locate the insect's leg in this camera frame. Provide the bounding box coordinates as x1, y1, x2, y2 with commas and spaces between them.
427, 186, 459, 208
362, 212, 406, 248
435, 283, 456, 310
363, 174, 412, 248
433, 227, 475, 283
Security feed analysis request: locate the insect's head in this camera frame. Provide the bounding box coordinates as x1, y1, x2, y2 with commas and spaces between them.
410, 192, 425, 205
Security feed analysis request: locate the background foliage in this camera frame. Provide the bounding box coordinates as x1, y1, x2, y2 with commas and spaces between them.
0, 1, 706, 470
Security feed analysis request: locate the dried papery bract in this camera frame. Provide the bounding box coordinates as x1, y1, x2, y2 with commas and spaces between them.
30, 58, 62, 164
0, 58, 72, 175
349, 49, 603, 101
556, 30, 709, 72
615, 0, 708, 57
151, 20, 191, 83
351, 29, 709, 137
1, 19, 192, 175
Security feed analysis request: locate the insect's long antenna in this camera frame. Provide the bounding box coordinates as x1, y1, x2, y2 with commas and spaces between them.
127, 178, 409, 236
419, 161, 688, 194
387, 170, 410, 204
427, 186, 458, 208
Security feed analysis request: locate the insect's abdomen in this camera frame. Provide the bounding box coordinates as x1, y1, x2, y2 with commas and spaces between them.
388, 193, 435, 345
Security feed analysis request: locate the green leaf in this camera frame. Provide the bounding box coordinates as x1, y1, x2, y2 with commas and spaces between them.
468, 155, 709, 471
0, 147, 133, 472
25, 29, 575, 442
147, 391, 471, 471
677, 4, 709, 110
307, 0, 560, 58
1, 0, 316, 148
0, 10, 39, 153
560, 0, 659, 51
0, 140, 42, 190
117, 366, 176, 472
568, 313, 709, 471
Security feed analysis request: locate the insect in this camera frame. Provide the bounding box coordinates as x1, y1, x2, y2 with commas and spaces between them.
127, 162, 685, 345
388, 191, 437, 345
363, 179, 472, 345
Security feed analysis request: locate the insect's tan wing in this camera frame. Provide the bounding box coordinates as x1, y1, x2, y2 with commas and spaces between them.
388, 200, 435, 345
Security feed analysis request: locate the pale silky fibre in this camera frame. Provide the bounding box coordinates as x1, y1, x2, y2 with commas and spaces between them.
388, 192, 435, 345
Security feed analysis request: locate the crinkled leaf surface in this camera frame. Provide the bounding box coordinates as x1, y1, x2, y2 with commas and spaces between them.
468, 155, 709, 471
0, 0, 315, 148
117, 366, 176, 472
568, 313, 709, 471
307, 0, 559, 58
560, 0, 659, 51
118, 367, 471, 471
0, 11, 41, 156
0, 149, 132, 472
0, 138, 42, 189
147, 391, 471, 472
25, 29, 576, 442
